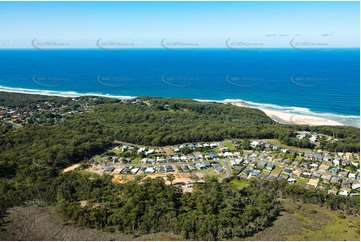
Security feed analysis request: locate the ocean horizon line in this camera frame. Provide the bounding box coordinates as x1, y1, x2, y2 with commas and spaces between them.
0, 47, 360, 50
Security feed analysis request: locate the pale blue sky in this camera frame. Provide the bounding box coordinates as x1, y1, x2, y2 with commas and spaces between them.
0, 1, 359, 48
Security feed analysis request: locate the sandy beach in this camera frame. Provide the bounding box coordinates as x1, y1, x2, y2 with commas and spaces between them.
232, 102, 344, 126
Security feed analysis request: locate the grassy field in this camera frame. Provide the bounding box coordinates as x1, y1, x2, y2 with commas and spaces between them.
295, 177, 309, 188
270, 165, 282, 177
130, 157, 140, 164
230, 179, 250, 189
243, 200, 360, 241
260, 139, 313, 152
219, 141, 236, 151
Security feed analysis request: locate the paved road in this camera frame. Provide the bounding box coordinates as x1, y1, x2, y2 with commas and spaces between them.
221, 160, 232, 180
88, 157, 233, 180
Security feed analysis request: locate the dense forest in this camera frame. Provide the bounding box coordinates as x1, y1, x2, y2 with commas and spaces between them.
0, 92, 359, 240
57, 173, 280, 240
54, 172, 358, 240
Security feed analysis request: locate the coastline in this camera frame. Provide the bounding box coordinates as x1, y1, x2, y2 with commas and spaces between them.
0, 87, 359, 127
232, 102, 345, 126
0, 85, 136, 99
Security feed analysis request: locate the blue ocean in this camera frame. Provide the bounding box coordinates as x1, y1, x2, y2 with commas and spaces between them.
0, 48, 359, 126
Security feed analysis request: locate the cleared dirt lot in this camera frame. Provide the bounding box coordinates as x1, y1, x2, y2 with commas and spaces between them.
62, 163, 81, 173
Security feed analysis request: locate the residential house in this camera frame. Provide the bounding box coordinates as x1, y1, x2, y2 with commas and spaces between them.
104, 166, 115, 173
250, 141, 260, 148
221, 147, 229, 152
195, 143, 203, 148
233, 166, 243, 171
195, 163, 206, 170
330, 176, 341, 183
284, 168, 293, 175
282, 159, 292, 165
342, 179, 351, 186
203, 161, 211, 168
180, 155, 188, 161
195, 154, 203, 160
121, 167, 130, 174
344, 152, 353, 160
348, 173, 357, 179
339, 189, 349, 196
333, 158, 341, 166
250, 153, 258, 158
293, 169, 302, 177
249, 160, 257, 167
187, 155, 195, 161
281, 149, 290, 154
305, 153, 315, 160
309, 135, 318, 143
223, 152, 233, 157
339, 171, 349, 178
181, 165, 189, 171
147, 158, 155, 163
210, 143, 218, 148
209, 153, 218, 159
351, 182, 360, 190
130, 168, 139, 174
250, 170, 261, 176
321, 174, 332, 182
215, 167, 223, 173
323, 156, 332, 162
257, 161, 267, 169
312, 172, 321, 179
165, 165, 174, 172
243, 169, 252, 176
158, 166, 165, 172
188, 165, 196, 171
315, 154, 324, 161
328, 189, 338, 195
137, 147, 146, 154
287, 178, 297, 184
330, 168, 338, 174
266, 163, 275, 171
144, 167, 155, 174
